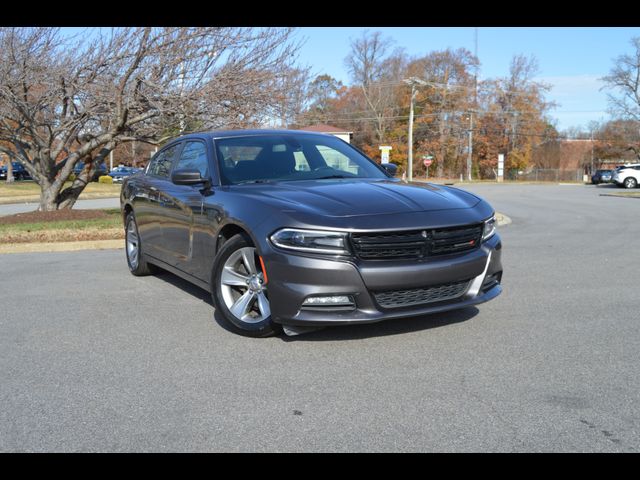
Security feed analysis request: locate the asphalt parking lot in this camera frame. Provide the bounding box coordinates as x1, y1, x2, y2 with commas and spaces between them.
1, 183, 639, 452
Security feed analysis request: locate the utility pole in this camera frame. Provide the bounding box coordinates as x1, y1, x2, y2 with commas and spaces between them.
468, 27, 478, 182
467, 111, 473, 181
403, 77, 427, 182
590, 130, 594, 175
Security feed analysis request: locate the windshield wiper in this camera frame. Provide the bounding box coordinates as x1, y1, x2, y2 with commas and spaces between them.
236, 179, 273, 185
315, 175, 352, 180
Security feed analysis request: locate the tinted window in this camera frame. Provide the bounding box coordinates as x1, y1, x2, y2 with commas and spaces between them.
215, 134, 387, 185
175, 141, 209, 178
148, 144, 180, 178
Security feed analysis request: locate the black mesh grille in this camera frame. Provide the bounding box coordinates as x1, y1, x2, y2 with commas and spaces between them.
373, 279, 471, 309
351, 224, 483, 260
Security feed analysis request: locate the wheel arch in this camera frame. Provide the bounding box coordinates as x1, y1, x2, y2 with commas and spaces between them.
122, 202, 134, 226
216, 223, 254, 254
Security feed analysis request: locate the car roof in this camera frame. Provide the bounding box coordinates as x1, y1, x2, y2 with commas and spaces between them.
171, 129, 335, 142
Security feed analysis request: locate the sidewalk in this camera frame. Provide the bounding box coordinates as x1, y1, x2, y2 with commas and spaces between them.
0, 197, 120, 217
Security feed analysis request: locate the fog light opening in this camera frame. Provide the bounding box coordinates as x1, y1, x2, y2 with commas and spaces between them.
481, 271, 502, 293
301, 295, 356, 311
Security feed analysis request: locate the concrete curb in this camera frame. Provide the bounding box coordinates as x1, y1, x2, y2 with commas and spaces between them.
496, 212, 512, 227
599, 193, 640, 199
0, 239, 123, 254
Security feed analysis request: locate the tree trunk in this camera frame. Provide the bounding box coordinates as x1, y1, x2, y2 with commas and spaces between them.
39, 176, 91, 211
6, 161, 14, 184
39, 184, 60, 211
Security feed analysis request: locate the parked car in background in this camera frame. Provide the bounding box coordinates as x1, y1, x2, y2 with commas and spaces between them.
120, 130, 503, 337
591, 169, 613, 185
612, 163, 640, 189
0, 162, 31, 181
108, 166, 141, 183
73, 162, 108, 181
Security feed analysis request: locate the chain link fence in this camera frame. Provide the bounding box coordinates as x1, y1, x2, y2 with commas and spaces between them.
504, 168, 585, 182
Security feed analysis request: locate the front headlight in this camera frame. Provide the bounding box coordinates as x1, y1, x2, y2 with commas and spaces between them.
482, 214, 497, 241
270, 228, 350, 255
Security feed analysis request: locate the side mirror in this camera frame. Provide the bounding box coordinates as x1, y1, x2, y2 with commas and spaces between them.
381, 163, 398, 177
172, 168, 208, 186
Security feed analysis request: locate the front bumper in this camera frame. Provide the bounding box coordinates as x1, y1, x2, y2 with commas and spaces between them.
263, 233, 503, 327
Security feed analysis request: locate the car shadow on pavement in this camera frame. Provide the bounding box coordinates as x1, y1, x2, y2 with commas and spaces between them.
153, 269, 255, 336
152, 268, 480, 341
154, 270, 213, 305
279, 307, 480, 342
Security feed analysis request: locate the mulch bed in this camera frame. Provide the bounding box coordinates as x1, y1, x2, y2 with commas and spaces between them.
0, 209, 115, 225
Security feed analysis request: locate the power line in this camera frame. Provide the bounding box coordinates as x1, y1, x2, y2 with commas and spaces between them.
296, 108, 608, 126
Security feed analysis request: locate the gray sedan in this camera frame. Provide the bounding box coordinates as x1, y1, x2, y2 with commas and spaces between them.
120, 130, 502, 337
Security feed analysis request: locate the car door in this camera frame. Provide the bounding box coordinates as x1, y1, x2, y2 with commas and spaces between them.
161, 140, 212, 278
135, 142, 183, 263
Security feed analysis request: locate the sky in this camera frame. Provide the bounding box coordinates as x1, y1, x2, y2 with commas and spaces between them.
294, 27, 640, 132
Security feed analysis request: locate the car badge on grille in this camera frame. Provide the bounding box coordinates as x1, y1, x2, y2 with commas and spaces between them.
421, 230, 427, 238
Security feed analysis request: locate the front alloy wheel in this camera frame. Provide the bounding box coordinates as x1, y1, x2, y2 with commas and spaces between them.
213, 234, 279, 337
624, 177, 637, 189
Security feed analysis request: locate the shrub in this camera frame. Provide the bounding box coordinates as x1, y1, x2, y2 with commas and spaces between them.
98, 175, 113, 184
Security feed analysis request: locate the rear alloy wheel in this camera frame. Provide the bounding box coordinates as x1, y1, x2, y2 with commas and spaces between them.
125, 212, 157, 276
624, 177, 637, 189
212, 234, 279, 337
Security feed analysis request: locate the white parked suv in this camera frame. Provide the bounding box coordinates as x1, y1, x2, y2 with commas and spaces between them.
612, 163, 640, 188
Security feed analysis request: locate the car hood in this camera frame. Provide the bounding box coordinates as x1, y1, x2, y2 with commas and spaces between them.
229, 179, 481, 218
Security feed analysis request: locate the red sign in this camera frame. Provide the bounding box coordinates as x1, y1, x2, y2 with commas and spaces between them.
424, 158, 433, 167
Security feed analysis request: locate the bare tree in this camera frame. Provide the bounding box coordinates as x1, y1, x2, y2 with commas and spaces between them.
602, 37, 640, 122
344, 30, 403, 144
602, 37, 640, 158
271, 66, 311, 128
0, 27, 300, 211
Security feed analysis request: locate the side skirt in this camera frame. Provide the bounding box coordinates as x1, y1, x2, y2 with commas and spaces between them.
145, 254, 212, 293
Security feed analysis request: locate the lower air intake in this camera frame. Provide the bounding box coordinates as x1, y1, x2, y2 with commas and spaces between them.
373, 279, 471, 309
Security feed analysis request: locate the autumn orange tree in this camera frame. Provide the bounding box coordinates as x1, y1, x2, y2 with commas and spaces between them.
295, 32, 558, 181
478, 56, 556, 177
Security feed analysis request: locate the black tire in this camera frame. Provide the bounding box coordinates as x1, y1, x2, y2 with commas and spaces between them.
125, 212, 157, 276
211, 234, 280, 338
623, 177, 637, 189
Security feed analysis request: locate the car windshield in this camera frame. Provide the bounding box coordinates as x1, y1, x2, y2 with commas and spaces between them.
215, 134, 389, 185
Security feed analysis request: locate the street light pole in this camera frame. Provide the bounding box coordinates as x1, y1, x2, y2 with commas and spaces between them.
403, 77, 427, 182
